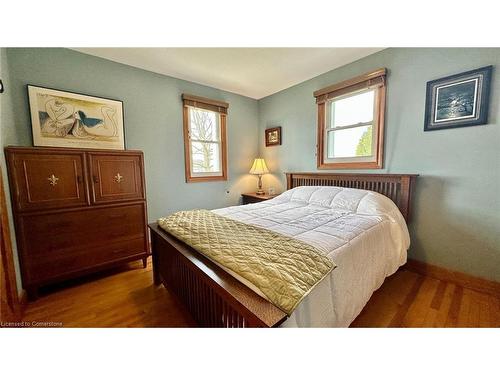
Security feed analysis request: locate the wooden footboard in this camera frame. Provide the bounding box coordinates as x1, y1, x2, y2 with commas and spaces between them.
149, 223, 287, 328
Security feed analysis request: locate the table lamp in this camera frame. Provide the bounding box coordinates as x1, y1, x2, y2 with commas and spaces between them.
249, 158, 269, 195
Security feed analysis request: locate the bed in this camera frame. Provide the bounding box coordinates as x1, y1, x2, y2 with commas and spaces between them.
149, 172, 417, 327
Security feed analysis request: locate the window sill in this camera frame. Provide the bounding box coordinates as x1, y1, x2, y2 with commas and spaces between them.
186, 175, 227, 183
317, 160, 382, 169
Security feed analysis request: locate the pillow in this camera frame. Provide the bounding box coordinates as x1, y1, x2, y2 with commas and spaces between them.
356, 190, 403, 222
275, 186, 367, 211
272, 186, 340, 206
329, 188, 370, 212
273, 186, 403, 221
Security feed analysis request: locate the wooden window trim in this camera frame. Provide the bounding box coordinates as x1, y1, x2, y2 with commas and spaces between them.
182, 94, 228, 114
315, 68, 386, 170
182, 94, 228, 183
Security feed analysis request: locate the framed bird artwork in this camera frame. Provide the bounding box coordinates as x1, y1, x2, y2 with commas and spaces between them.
28, 85, 125, 150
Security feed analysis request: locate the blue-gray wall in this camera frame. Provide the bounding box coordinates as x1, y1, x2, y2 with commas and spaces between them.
0, 48, 260, 294
258, 48, 500, 282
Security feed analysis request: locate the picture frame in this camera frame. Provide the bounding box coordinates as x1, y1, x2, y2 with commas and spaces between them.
265, 126, 282, 147
424, 66, 492, 131
28, 85, 125, 149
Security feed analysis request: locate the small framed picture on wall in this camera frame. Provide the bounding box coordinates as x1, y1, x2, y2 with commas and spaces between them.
424, 65, 492, 131
265, 126, 281, 147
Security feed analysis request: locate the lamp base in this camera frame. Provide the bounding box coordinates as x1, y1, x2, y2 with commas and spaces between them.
256, 174, 265, 195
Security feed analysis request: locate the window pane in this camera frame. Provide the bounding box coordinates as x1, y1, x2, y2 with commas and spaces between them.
330, 90, 374, 128
189, 107, 220, 141
327, 125, 373, 158
191, 142, 221, 173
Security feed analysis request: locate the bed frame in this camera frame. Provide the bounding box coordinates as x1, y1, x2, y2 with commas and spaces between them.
149, 172, 418, 327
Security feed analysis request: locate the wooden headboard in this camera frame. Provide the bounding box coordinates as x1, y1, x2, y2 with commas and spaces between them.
285, 173, 418, 222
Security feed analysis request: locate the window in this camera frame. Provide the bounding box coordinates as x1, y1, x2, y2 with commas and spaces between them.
314, 68, 386, 169
182, 94, 228, 182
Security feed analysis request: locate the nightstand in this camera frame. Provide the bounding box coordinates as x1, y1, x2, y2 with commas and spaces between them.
241, 192, 277, 205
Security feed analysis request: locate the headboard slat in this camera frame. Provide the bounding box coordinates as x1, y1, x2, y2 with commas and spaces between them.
285, 173, 418, 222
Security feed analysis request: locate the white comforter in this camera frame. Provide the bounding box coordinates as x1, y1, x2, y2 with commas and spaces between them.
213, 186, 410, 327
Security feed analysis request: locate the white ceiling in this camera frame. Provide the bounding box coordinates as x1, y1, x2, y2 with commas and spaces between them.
73, 48, 384, 99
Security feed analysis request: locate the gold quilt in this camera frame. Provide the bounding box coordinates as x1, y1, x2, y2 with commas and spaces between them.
158, 209, 335, 315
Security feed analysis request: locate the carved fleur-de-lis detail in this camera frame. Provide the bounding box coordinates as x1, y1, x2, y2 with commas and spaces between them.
114, 173, 124, 183
47, 174, 59, 186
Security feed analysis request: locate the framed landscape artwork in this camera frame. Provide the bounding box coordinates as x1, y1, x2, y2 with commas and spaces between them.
265, 126, 282, 147
28, 85, 125, 149
424, 66, 492, 131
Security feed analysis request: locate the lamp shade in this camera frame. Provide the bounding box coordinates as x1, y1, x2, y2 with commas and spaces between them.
249, 158, 269, 175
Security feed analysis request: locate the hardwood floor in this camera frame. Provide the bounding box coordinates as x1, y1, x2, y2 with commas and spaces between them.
22, 260, 196, 328
351, 269, 500, 328
19, 259, 499, 328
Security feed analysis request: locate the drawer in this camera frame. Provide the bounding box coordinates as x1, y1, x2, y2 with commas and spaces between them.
242, 195, 267, 204
27, 238, 146, 283
18, 204, 147, 257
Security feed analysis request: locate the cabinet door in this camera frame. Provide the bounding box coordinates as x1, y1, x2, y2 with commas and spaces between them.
7, 150, 88, 212
88, 153, 144, 204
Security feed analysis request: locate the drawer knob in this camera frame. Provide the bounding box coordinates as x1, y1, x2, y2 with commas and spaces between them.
47, 174, 59, 186
114, 173, 124, 183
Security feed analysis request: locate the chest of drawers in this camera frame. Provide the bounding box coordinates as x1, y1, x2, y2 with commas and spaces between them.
5, 146, 149, 299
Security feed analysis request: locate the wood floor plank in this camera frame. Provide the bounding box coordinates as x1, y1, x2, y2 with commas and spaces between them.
432, 283, 455, 327
422, 301, 440, 327
467, 290, 481, 328
403, 277, 440, 327
487, 295, 500, 327
468, 289, 490, 328
456, 287, 472, 327
16, 260, 499, 328
430, 280, 447, 310
386, 274, 425, 328
446, 285, 464, 327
